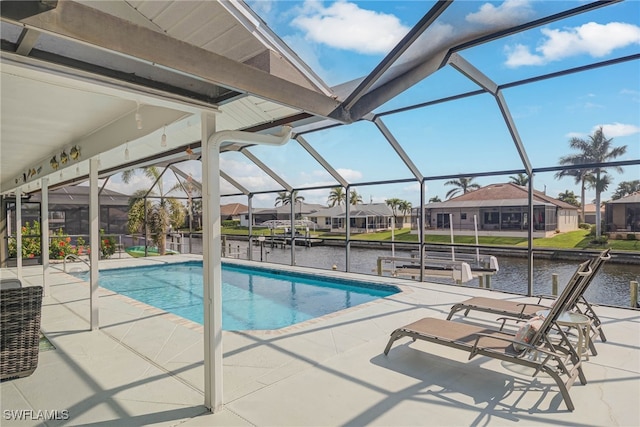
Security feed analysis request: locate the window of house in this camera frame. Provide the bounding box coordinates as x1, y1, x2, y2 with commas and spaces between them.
436, 213, 450, 228
484, 212, 499, 224
460, 213, 467, 220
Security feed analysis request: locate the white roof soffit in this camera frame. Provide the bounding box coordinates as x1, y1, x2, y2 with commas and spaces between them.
0, 0, 340, 116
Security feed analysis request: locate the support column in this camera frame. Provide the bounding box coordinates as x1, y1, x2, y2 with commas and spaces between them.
41, 177, 49, 295
290, 199, 295, 265
16, 187, 22, 281
419, 180, 425, 282
247, 194, 253, 260
89, 158, 99, 330
202, 112, 223, 413
527, 174, 534, 296
200, 123, 291, 413
345, 185, 351, 272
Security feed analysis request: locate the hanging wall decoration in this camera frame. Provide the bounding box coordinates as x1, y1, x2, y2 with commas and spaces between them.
70, 145, 80, 160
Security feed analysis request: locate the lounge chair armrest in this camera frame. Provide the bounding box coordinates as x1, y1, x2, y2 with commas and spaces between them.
517, 302, 549, 309
470, 332, 565, 361
495, 316, 529, 331
533, 294, 557, 304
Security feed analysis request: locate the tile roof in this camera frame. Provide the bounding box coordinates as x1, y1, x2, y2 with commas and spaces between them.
608, 191, 640, 204
220, 203, 248, 216
435, 183, 577, 209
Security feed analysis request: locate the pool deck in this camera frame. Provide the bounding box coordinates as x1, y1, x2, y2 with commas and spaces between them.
1, 254, 639, 426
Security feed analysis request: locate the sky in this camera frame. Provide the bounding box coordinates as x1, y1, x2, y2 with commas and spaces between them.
106, 0, 640, 209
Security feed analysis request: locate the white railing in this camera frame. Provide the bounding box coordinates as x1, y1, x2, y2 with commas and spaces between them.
63, 254, 90, 273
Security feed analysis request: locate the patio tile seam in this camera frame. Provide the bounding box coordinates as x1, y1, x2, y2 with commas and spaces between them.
98, 327, 205, 398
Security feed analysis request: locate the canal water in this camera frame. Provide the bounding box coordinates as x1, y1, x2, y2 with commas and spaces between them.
172, 236, 640, 308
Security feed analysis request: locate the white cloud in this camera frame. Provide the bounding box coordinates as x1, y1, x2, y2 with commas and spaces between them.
565, 123, 640, 140
466, 0, 534, 26
504, 44, 545, 67
335, 168, 362, 181
291, 1, 409, 54
565, 131, 585, 139
596, 122, 640, 138
506, 21, 640, 67
621, 88, 640, 103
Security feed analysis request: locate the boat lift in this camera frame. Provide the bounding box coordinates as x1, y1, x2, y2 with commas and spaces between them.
376, 256, 474, 283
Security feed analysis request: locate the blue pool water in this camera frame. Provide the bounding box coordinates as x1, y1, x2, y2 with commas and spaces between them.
73, 262, 398, 330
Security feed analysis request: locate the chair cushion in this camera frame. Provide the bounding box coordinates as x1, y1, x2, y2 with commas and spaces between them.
514, 316, 544, 351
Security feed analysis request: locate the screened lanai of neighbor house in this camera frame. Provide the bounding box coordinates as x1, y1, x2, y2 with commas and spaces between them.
1, 0, 639, 424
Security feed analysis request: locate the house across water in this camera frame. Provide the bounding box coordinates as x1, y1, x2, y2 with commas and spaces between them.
422, 183, 579, 238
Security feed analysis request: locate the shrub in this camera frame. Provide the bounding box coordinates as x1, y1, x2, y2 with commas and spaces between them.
627, 234, 637, 241
49, 228, 78, 260
578, 223, 591, 230
100, 230, 117, 259
76, 236, 88, 256
588, 225, 597, 236
8, 221, 42, 259
222, 220, 240, 228
590, 235, 609, 245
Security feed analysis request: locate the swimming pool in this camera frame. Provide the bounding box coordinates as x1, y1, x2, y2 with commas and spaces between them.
73, 261, 399, 330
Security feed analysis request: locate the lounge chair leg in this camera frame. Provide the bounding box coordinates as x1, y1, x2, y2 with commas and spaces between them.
384, 330, 404, 355
446, 305, 462, 320
543, 366, 576, 411
595, 323, 607, 342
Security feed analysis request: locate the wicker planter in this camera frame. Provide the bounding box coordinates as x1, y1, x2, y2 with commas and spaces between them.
1, 286, 43, 380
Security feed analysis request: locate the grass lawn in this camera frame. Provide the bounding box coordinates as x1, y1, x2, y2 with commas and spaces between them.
221, 227, 639, 252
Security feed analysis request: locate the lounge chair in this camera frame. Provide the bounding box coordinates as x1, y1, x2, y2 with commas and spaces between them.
447, 249, 610, 351
383, 260, 593, 411
1, 286, 44, 381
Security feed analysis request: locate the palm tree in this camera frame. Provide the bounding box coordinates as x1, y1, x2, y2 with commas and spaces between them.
445, 177, 480, 199
275, 190, 305, 220
509, 173, 529, 186
124, 167, 186, 255
349, 189, 363, 206
554, 167, 592, 224
611, 180, 640, 200
587, 173, 613, 204
557, 190, 580, 207
274, 190, 304, 207
385, 198, 402, 227
428, 195, 442, 203
556, 127, 627, 235
327, 187, 346, 207
398, 200, 412, 227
